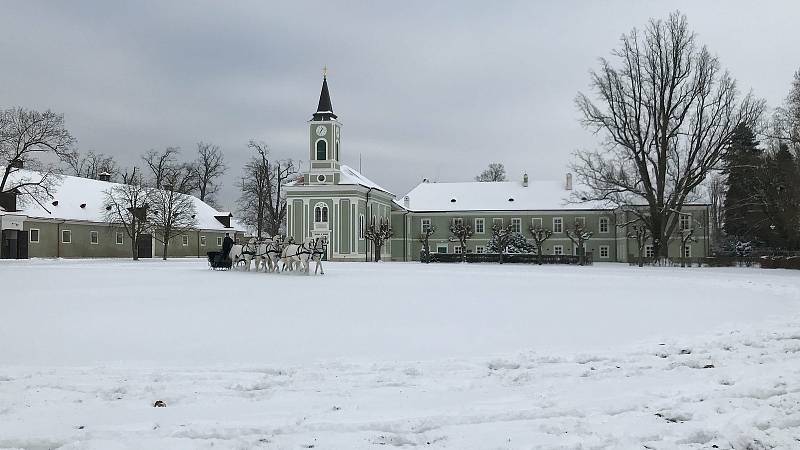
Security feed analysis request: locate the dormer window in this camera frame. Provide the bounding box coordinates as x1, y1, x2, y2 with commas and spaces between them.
316, 140, 327, 160
450, 198, 457, 203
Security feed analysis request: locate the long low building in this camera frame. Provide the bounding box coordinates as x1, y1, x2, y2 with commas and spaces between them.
0, 171, 244, 259
285, 75, 711, 263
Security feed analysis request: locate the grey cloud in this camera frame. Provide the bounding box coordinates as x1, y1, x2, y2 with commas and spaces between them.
1, 0, 798, 207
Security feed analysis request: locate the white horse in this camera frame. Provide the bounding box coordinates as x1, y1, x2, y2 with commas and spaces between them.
280, 236, 326, 275
252, 236, 283, 273
228, 238, 258, 270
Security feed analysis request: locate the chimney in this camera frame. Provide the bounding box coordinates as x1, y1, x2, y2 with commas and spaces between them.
403, 195, 410, 208
98, 172, 111, 182
523, 173, 529, 187
565, 173, 573, 191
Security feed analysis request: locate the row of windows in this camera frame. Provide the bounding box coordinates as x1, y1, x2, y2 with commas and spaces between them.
438, 244, 615, 258
644, 245, 693, 258
422, 216, 613, 234
28, 229, 224, 247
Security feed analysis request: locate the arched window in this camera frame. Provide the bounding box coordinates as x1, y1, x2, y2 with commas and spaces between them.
316, 140, 327, 160
314, 203, 329, 223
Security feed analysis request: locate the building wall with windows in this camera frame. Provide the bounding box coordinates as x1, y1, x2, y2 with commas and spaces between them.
17, 218, 235, 259
389, 205, 710, 263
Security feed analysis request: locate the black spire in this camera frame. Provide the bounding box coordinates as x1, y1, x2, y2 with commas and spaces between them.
312, 76, 337, 121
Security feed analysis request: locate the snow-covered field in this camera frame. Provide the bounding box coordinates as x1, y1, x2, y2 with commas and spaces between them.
1, 259, 799, 448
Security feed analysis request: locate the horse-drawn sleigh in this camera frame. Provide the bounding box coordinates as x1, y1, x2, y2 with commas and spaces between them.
207, 235, 327, 275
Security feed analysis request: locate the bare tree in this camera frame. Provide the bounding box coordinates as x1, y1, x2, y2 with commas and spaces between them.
102, 168, 151, 260
448, 219, 474, 261
148, 183, 197, 260
565, 219, 593, 265
192, 142, 227, 205
475, 163, 507, 182
0, 107, 75, 207
770, 68, 800, 150
66, 150, 119, 180
528, 224, 553, 265
572, 12, 764, 259
237, 141, 296, 238
706, 173, 725, 251
418, 225, 436, 262
623, 220, 652, 267
142, 147, 195, 194
364, 216, 392, 262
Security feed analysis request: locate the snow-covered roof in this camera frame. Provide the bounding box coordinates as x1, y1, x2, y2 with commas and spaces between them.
1, 169, 244, 231
401, 180, 611, 212
338, 165, 392, 194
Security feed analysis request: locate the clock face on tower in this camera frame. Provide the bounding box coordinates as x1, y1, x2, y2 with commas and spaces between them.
315, 125, 327, 137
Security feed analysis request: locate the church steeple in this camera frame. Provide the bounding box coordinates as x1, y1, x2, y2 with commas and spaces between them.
312, 74, 337, 121
307, 70, 342, 185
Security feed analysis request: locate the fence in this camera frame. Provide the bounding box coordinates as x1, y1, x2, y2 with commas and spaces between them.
627, 255, 800, 269
423, 252, 593, 265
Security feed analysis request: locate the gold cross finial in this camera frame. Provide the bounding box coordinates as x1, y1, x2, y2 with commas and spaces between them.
322, 65, 328, 78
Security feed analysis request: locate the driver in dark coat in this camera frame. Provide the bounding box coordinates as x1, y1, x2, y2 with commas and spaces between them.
221, 233, 234, 261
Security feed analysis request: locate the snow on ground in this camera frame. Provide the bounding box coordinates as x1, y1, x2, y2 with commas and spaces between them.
1, 259, 799, 448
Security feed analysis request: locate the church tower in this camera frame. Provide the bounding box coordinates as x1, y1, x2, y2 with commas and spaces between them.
307, 72, 342, 185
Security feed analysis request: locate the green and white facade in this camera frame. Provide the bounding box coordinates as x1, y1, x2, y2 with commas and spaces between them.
287, 77, 711, 263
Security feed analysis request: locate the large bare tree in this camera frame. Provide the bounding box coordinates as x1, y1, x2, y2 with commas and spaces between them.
474, 163, 507, 182
572, 12, 764, 258
66, 150, 119, 180
192, 142, 227, 205
102, 168, 151, 260
0, 107, 75, 208
148, 183, 197, 260
237, 141, 296, 238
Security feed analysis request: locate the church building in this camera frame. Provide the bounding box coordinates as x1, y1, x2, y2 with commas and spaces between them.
285, 75, 711, 263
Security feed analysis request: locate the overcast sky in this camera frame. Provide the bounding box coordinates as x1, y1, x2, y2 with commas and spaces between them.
1, 1, 798, 209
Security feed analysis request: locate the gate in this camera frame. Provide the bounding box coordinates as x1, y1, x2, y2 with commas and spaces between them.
1, 229, 28, 259
136, 234, 153, 258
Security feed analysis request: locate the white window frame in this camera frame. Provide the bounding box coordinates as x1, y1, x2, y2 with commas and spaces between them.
421, 218, 431, 233
116, 232, 124, 245
511, 218, 521, 233
217, 236, 223, 246
683, 245, 692, 258
553, 217, 563, 233
436, 244, 448, 254
474, 218, 485, 234
645, 245, 654, 258
200, 235, 206, 247
531, 217, 542, 229
182, 235, 189, 246
679, 214, 691, 231
453, 217, 464, 227
575, 217, 586, 227
454, 245, 462, 254
475, 245, 485, 254
29, 228, 40, 243
599, 217, 609, 234
314, 202, 329, 224
359, 214, 365, 239
90, 230, 99, 245
61, 229, 71, 244
492, 218, 503, 228
553, 245, 564, 255
599, 245, 610, 258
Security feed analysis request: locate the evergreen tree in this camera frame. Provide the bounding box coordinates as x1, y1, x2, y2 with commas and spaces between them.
760, 144, 800, 249
722, 124, 765, 243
